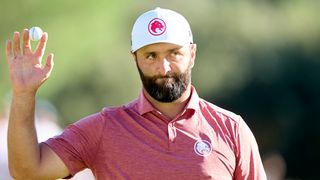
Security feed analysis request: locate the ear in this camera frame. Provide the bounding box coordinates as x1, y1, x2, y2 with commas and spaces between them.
131, 52, 137, 62
190, 44, 197, 68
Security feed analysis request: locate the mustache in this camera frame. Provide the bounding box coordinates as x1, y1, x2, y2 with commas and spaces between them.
149, 73, 177, 80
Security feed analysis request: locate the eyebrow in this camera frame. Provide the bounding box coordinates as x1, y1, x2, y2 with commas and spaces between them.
168, 47, 181, 52
142, 47, 182, 55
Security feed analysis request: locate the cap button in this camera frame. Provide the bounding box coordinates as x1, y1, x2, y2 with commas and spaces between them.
155, 7, 161, 11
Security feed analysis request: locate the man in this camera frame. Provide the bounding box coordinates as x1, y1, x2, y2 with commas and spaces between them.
6, 7, 267, 179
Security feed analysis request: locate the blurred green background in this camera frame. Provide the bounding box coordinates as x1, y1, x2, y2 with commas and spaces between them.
1, 0, 319, 179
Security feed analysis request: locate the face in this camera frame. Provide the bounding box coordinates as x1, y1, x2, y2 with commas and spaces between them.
134, 43, 196, 102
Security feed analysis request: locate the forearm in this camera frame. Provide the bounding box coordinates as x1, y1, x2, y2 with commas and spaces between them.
6, 29, 62, 179
7, 92, 41, 178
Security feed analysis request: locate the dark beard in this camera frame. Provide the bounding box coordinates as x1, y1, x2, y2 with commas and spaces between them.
137, 64, 191, 103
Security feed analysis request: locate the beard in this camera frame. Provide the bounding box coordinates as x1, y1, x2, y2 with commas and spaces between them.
137, 63, 192, 103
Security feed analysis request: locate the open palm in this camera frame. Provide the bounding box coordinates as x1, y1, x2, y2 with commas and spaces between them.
6, 29, 54, 95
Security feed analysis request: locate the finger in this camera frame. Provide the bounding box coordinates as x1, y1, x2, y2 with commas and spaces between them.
13, 31, 21, 57
22, 29, 32, 54
34, 32, 47, 58
6, 40, 13, 61
43, 53, 54, 76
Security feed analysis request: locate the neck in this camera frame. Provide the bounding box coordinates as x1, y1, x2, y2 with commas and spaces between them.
144, 85, 192, 120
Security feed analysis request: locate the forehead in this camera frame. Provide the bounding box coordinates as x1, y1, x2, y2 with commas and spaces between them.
136, 43, 185, 54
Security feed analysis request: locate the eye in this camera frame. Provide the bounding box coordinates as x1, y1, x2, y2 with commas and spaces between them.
146, 53, 156, 60
170, 50, 182, 58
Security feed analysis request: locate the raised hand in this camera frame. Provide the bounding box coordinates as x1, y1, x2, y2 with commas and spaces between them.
6, 29, 54, 95
6, 30, 70, 179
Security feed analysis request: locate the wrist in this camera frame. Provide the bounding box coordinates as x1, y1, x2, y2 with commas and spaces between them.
11, 88, 38, 97
11, 91, 37, 101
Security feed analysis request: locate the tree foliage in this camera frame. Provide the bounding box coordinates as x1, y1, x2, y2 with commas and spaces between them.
1, 0, 319, 178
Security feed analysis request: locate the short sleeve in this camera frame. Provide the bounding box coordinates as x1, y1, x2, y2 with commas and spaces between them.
233, 116, 267, 180
43, 112, 105, 177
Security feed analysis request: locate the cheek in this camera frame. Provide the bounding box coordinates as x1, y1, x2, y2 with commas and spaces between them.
175, 58, 193, 73
136, 61, 154, 76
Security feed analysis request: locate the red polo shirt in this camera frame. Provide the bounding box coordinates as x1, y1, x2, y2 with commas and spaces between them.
44, 86, 266, 180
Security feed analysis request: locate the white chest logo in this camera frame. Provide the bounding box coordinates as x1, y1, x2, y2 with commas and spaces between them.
194, 140, 213, 156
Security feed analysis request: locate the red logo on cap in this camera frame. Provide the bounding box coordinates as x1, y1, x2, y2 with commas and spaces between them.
148, 18, 166, 36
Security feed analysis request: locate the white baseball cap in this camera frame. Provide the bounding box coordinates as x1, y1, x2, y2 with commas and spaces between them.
131, 7, 193, 52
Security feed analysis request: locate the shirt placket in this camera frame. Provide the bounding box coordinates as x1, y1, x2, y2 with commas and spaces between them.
167, 109, 189, 150
168, 122, 177, 143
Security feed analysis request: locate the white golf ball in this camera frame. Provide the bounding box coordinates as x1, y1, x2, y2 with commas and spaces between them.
29, 26, 43, 41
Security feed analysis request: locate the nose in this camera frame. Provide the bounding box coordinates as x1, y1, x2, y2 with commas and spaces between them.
157, 58, 172, 76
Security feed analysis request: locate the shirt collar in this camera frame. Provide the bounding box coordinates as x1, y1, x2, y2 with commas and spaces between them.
137, 89, 156, 115
136, 86, 200, 115
184, 86, 200, 113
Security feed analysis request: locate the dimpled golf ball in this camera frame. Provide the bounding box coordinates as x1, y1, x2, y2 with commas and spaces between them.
29, 26, 43, 41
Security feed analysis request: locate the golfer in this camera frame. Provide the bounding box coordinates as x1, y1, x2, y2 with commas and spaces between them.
6, 7, 267, 180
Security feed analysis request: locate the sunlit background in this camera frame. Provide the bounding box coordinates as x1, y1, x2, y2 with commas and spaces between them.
1, 0, 320, 179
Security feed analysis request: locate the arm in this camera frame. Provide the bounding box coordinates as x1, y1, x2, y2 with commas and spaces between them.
233, 117, 267, 180
6, 29, 69, 179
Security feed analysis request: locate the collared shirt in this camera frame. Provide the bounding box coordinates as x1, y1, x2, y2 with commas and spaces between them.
44, 86, 267, 180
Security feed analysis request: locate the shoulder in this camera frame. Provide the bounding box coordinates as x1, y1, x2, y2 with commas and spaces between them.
101, 105, 133, 119
74, 106, 127, 127
100, 99, 139, 119
73, 112, 104, 128
70, 99, 139, 130
199, 98, 241, 124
